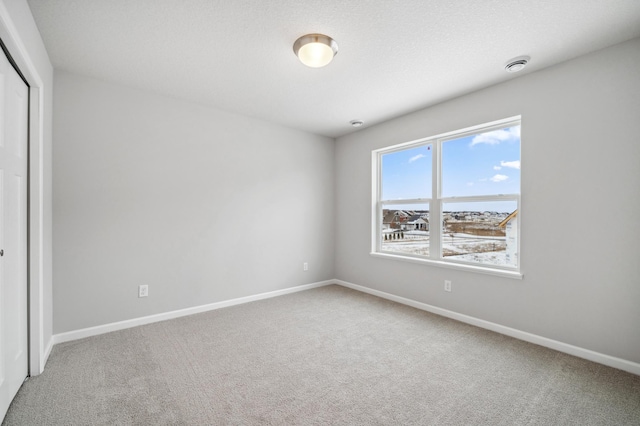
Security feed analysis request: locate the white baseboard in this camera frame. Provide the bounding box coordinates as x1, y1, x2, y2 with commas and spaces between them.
30, 336, 55, 377
52, 280, 334, 345
334, 279, 640, 376
42, 336, 54, 370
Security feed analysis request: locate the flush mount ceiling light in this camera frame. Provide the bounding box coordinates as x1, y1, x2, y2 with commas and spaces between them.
504, 56, 531, 73
293, 34, 338, 68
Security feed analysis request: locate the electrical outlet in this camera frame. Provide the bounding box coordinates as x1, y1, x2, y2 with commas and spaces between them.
444, 280, 452, 292
303, 262, 309, 271
138, 285, 148, 298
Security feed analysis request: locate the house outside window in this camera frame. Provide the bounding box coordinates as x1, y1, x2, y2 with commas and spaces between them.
372, 117, 521, 276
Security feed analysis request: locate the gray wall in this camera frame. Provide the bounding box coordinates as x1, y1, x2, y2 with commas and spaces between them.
52, 37, 640, 365
335, 38, 640, 364
53, 71, 335, 333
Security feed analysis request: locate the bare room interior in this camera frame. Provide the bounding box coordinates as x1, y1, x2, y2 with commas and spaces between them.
1, 0, 639, 424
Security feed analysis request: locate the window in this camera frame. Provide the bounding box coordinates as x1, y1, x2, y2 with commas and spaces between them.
373, 117, 521, 275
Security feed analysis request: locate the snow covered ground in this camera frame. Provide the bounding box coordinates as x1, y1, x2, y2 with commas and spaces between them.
451, 251, 508, 266
381, 232, 509, 266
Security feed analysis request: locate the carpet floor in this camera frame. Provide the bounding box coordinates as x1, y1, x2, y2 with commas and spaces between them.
4, 285, 640, 425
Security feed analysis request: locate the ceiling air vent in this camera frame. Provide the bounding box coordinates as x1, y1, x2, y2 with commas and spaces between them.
504, 56, 530, 73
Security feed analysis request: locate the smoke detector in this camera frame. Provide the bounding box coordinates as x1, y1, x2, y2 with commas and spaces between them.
504, 56, 530, 73
350, 119, 364, 128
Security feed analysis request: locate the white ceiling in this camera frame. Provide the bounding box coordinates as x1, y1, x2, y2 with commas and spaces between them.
27, 0, 640, 138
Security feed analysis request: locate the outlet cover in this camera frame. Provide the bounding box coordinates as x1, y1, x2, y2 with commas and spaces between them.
138, 285, 149, 298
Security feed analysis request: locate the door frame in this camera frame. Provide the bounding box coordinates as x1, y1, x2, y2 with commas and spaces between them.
0, 4, 48, 376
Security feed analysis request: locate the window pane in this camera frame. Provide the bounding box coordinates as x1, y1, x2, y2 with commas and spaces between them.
381, 203, 430, 257
381, 145, 432, 200
442, 201, 518, 267
442, 125, 520, 197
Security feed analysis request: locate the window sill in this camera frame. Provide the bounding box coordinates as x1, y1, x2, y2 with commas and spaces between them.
370, 252, 523, 280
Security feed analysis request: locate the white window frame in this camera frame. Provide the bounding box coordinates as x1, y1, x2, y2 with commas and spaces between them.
371, 116, 522, 279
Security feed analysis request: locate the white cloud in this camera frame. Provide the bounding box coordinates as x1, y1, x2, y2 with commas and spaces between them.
467, 182, 474, 186
409, 154, 426, 163
490, 174, 509, 183
500, 160, 520, 170
470, 126, 520, 147
493, 166, 502, 170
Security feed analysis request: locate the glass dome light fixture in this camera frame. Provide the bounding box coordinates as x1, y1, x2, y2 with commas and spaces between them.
293, 34, 338, 68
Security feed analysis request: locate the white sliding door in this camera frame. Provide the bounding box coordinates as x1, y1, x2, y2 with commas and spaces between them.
0, 44, 29, 421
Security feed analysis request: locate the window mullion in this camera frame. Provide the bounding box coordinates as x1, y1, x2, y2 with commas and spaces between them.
381, 198, 430, 205
441, 194, 519, 203
431, 139, 441, 261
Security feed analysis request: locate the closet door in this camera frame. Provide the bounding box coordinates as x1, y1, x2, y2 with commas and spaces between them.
0, 45, 29, 421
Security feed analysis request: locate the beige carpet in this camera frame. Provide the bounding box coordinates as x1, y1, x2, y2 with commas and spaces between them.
4, 285, 640, 425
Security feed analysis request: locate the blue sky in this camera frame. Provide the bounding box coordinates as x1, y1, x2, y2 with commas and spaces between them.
382, 126, 520, 213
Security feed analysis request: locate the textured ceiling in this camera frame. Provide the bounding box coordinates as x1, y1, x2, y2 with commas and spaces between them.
27, 0, 640, 138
